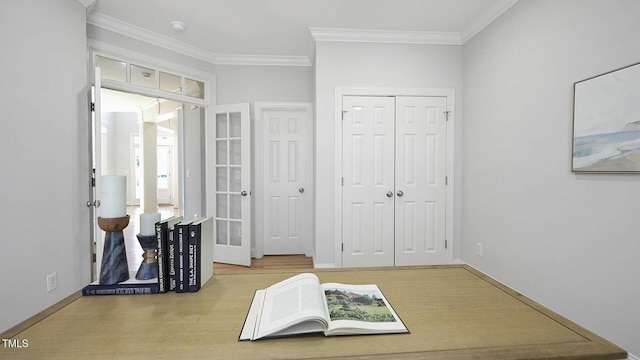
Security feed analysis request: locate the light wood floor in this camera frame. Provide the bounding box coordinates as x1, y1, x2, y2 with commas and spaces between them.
214, 255, 314, 273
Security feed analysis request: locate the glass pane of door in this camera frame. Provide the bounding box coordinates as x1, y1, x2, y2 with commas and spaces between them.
214, 112, 244, 246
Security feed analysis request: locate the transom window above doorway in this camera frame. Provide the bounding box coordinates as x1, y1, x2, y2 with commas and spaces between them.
96, 55, 205, 100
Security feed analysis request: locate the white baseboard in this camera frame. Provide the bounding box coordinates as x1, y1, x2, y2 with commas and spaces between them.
627, 353, 639, 360
313, 262, 336, 269
315, 259, 467, 268
315, 260, 467, 268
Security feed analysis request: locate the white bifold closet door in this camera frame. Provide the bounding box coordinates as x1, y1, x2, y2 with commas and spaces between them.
342, 95, 448, 268
342, 96, 396, 268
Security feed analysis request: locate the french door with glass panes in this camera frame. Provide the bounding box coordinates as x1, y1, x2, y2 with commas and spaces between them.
207, 104, 251, 266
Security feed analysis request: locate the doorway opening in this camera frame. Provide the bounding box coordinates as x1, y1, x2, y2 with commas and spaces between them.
93, 88, 207, 279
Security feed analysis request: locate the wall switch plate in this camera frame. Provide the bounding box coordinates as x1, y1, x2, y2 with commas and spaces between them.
47, 272, 57, 292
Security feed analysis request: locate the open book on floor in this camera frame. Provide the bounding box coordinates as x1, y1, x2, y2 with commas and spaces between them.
239, 273, 409, 341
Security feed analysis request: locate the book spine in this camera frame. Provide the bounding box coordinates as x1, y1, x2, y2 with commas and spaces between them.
167, 226, 177, 291
156, 222, 168, 293
176, 224, 188, 293
188, 223, 201, 292
82, 283, 159, 296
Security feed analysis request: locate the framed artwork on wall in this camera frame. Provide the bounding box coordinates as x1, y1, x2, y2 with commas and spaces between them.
572, 61, 640, 173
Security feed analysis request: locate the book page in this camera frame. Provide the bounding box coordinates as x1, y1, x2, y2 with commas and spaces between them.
321, 283, 408, 336
255, 273, 329, 339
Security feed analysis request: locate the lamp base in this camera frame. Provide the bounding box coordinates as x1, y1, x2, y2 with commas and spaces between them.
135, 234, 158, 280
99, 230, 130, 285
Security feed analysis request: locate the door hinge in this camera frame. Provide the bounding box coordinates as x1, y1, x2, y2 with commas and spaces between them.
342, 110, 347, 121
90, 102, 95, 112
444, 110, 451, 121
445, 240, 448, 249
341, 177, 344, 186
341, 243, 344, 252
445, 176, 448, 186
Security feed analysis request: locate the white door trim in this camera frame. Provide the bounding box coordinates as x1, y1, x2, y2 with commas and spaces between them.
254, 102, 314, 259
334, 87, 455, 267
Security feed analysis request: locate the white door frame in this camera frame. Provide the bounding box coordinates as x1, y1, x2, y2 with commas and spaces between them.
254, 102, 314, 259
334, 87, 455, 267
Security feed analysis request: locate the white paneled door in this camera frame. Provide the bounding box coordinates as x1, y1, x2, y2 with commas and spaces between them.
342, 96, 449, 267
207, 104, 251, 266
342, 96, 396, 267
394, 96, 448, 265
261, 108, 308, 255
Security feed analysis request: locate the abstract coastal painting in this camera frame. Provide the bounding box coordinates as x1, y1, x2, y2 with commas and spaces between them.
572, 62, 640, 173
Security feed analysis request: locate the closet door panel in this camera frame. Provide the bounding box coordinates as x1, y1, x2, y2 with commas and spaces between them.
342, 96, 395, 268
395, 96, 448, 266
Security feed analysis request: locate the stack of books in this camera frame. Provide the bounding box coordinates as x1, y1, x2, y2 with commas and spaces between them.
83, 216, 214, 296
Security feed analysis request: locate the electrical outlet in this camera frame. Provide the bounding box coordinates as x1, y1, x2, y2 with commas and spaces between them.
476, 243, 483, 257
47, 272, 57, 293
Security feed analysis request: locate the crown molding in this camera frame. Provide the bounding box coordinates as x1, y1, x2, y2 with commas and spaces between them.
87, 1, 519, 65
460, 0, 519, 43
214, 54, 311, 67
309, 28, 462, 45
87, 12, 311, 67
88, 12, 219, 63
310, 1, 520, 46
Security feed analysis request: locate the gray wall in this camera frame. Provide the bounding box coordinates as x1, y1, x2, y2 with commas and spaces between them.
182, 106, 206, 218
462, 0, 640, 355
314, 41, 464, 266
215, 65, 313, 105
0, 0, 90, 333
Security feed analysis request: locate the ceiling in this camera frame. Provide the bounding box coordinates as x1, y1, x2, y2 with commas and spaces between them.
88, 0, 519, 66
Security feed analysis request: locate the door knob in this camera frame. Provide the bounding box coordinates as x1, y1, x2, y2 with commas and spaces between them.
299, 187, 305, 194
396, 190, 404, 197
386, 191, 393, 198
241, 191, 248, 196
